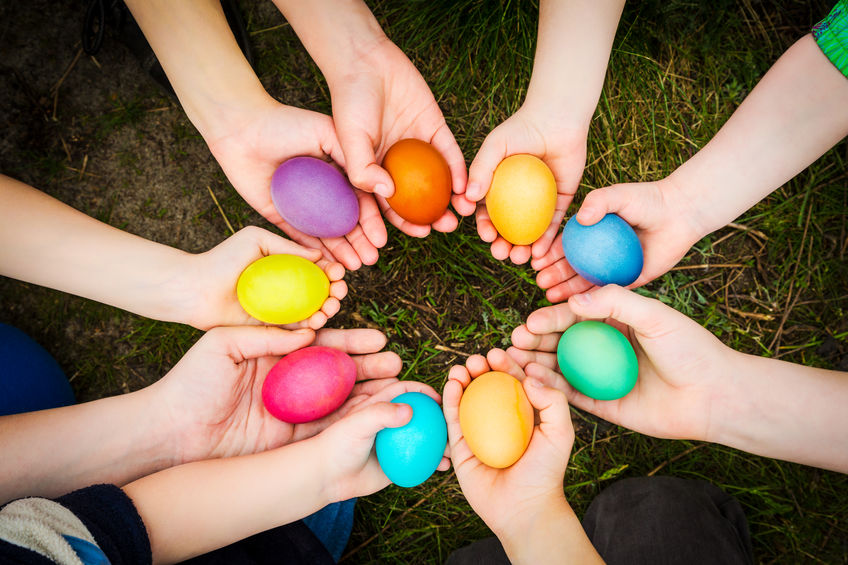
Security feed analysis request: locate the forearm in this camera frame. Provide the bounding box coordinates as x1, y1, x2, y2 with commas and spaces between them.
124, 0, 273, 140
272, 0, 387, 83
0, 387, 174, 504
124, 437, 329, 565
669, 35, 848, 237
711, 351, 848, 472
523, 0, 625, 129
0, 175, 191, 323
498, 498, 603, 564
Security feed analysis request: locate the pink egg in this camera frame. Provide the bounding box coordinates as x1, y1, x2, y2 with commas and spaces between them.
262, 346, 357, 424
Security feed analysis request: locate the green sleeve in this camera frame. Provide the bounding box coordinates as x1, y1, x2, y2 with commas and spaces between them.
813, 0, 848, 77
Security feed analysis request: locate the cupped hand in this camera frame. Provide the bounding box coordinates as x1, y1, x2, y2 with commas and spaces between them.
182, 226, 346, 330
318, 379, 450, 503
152, 326, 408, 465
326, 37, 469, 237
531, 178, 704, 303
443, 348, 573, 537
508, 285, 737, 442
467, 104, 588, 264
205, 98, 387, 270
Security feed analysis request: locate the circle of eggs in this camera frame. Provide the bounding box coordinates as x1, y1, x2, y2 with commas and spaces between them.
486, 154, 557, 245
270, 156, 360, 238
459, 371, 533, 468
556, 321, 638, 401
236, 254, 329, 325
383, 139, 452, 225
375, 392, 447, 488
262, 346, 357, 424
561, 213, 644, 286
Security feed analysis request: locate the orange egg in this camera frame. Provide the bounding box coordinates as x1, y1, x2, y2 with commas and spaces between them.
383, 139, 452, 225
459, 371, 534, 468
486, 154, 556, 245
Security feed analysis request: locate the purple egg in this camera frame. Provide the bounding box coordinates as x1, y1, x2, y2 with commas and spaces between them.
270, 157, 360, 238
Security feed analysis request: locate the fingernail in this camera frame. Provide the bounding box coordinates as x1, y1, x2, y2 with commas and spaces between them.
570, 292, 592, 305
375, 183, 391, 198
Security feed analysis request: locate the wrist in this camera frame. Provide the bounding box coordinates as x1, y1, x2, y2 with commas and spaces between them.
492, 491, 571, 547
655, 174, 712, 249
497, 495, 584, 564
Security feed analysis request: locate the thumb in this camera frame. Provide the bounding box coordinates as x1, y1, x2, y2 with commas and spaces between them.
522, 377, 572, 434
343, 401, 413, 441
467, 133, 508, 202
338, 128, 395, 198
568, 285, 670, 338
203, 326, 316, 363
237, 226, 321, 262
575, 185, 632, 225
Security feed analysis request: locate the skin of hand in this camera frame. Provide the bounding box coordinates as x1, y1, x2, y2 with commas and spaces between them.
150, 325, 431, 465
531, 177, 703, 303
468, 105, 588, 264
273, 0, 471, 238
181, 225, 347, 330
443, 349, 603, 564
534, 33, 848, 302
124, 0, 386, 270
508, 285, 848, 472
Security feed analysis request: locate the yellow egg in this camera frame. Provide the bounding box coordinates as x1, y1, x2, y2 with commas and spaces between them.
236, 254, 329, 324
459, 371, 534, 468
486, 154, 557, 245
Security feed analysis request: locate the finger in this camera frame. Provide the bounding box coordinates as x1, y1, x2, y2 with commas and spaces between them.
530, 236, 564, 271
320, 296, 341, 319
377, 197, 432, 238
339, 126, 396, 198
475, 205, 498, 243
345, 401, 413, 440
451, 193, 478, 217
543, 277, 595, 305
568, 285, 669, 337
535, 257, 578, 291
352, 351, 403, 381
530, 208, 566, 260
485, 348, 528, 382
354, 379, 442, 408
319, 236, 362, 271
306, 311, 329, 330
342, 225, 379, 268
505, 346, 558, 370
508, 244, 532, 265
436, 457, 451, 472
354, 190, 388, 249
465, 354, 491, 378
522, 378, 574, 449
510, 325, 561, 353
239, 226, 322, 262
442, 377, 465, 447
431, 209, 459, 233
490, 238, 512, 261
313, 328, 387, 354
575, 185, 630, 225
206, 325, 316, 363
328, 278, 348, 300
447, 363, 472, 389
430, 122, 467, 197
467, 131, 507, 201
526, 303, 579, 335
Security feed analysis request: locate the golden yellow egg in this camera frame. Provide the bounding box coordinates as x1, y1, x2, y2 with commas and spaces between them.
459, 371, 534, 468
486, 154, 556, 245
236, 254, 329, 324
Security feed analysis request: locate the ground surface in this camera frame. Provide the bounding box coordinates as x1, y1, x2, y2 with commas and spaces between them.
1, 0, 847, 563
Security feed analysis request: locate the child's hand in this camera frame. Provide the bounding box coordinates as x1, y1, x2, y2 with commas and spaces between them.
151, 326, 412, 465
443, 348, 574, 539
531, 178, 705, 303
326, 38, 469, 236
509, 285, 736, 442
467, 105, 587, 264
182, 226, 347, 330
317, 380, 449, 503
206, 100, 387, 270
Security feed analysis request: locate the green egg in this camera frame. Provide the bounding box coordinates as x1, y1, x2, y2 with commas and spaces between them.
556, 321, 638, 400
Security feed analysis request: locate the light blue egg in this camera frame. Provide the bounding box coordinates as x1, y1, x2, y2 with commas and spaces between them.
561, 213, 643, 286
375, 392, 447, 488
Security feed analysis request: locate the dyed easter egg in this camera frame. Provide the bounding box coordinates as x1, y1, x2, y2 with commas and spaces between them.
383, 139, 452, 225
270, 156, 360, 238
459, 371, 533, 468
262, 346, 357, 423
561, 213, 643, 286
556, 321, 638, 401
486, 154, 557, 245
376, 392, 447, 488
236, 254, 329, 324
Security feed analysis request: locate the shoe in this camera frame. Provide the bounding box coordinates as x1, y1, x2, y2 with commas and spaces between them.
81, 0, 254, 98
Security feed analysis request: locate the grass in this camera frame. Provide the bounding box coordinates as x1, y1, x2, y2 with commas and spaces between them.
1, 0, 846, 563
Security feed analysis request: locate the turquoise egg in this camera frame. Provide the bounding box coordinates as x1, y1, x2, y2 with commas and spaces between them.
562, 213, 643, 286
375, 392, 447, 488
556, 321, 638, 400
